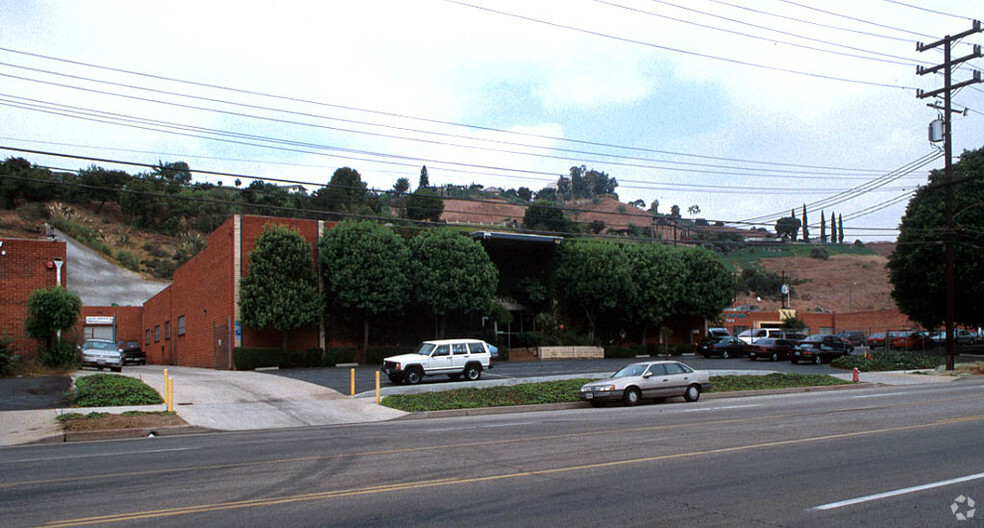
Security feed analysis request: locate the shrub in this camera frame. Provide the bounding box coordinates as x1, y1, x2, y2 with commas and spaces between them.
40, 339, 78, 369
117, 250, 140, 271
831, 351, 944, 371
232, 347, 281, 371
0, 339, 18, 377
70, 374, 163, 407
659, 344, 693, 356
605, 345, 646, 358
366, 345, 407, 365
324, 347, 358, 367
809, 247, 830, 260
512, 332, 543, 349
279, 348, 324, 368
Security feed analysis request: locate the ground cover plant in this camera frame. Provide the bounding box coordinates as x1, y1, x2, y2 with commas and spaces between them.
69, 374, 164, 407
831, 352, 944, 372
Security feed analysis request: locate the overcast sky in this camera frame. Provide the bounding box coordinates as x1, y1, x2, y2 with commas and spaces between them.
1, 0, 982, 241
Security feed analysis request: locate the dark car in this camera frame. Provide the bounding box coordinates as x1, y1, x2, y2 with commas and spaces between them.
834, 331, 866, 347
747, 338, 797, 362
792, 335, 853, 365
121, 341, 146, 365
696, 337, 748, 359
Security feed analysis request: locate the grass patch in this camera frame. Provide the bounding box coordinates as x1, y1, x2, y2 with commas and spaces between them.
831, 352, 944, 372
70, 374, 164, 407
708, 373, 850, 392
56, 412, 109, 422
381, 373, 851, 412
382, 379, 590, 412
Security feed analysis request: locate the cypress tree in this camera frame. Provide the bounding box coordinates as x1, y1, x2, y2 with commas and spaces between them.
830, 212, 837, 244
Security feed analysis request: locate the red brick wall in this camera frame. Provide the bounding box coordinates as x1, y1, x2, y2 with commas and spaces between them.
0, 238, 67, 358
78, 306, 143, 345
722, 309, 918, 336
238, 216, 325, 353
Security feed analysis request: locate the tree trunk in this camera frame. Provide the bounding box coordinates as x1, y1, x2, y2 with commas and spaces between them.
281, 331, 288, 353
584, 308, 595, 342
363, 315, 370, 360
641, 325, 647, 346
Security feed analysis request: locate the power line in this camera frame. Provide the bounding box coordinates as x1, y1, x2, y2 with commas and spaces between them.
0, 46, 893, 173
776, 0, 946, 40
883, 0, 977, 22
597, 0, 926, 67
443, 0, 918, 90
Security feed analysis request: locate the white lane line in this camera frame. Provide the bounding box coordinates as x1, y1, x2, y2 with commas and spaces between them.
7, 447, 198, 463
679, 404, 760, 412
426, 422, 538, 432
852, 392, 910, 399
811, 472, 984, 511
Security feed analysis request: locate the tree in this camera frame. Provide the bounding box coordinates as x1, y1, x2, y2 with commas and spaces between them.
888, 146, 984, 329
392, 177, 410, 196
523, 200, 571, 233
688, 204, 701, 217
775, 216, 801, 240
674, 246, 733, 320
418, 165, 429, 189
405, 186, 444, 221
554, 239, 634, 341
535, 187, 559, 202
820, 210, 827, 243
312, 167, 368, 213
649, 199, 659, 214
626, 244, 684, 344
239, 224, 322, 352
670, 205, 681, 218
75, 165, 130, 213
629, 199, 646, 209
830, 211, 837, 244
319, 221, 410, 356
516, 187, 533, 202
409, 229, 498, 337
838, 214, 844, 243
802, 204, 809, 242
24, 286, 82, 365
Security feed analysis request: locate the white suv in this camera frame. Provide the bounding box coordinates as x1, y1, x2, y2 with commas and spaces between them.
381, 339, 494, 385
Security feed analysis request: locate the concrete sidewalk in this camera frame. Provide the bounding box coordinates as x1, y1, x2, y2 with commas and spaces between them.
0, 366, 405, 446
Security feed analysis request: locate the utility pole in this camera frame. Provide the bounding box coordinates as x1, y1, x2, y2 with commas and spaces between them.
916, 21, 983, 371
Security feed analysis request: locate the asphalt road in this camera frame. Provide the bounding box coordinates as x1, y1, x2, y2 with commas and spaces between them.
272, 355, 862, 395
2, 380, 981, 527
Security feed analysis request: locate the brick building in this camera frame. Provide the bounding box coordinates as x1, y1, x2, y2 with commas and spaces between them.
0, 237, 68, 357
142, 215, 329, 368
721, 307, 917, 337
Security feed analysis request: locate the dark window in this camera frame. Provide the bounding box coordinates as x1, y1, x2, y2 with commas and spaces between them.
145, 329, 150, 345
177, 316, 186, 336
664, 363, 687, 375
164, 321, 171, 340
433, 345, 450, 357
452, 343, 468, 355
467, 342, 486, 354
646, 364, 668, 376
154, 326, 160, 342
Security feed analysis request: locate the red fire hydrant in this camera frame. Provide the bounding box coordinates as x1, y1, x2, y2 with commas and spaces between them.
852, 367, 860, 383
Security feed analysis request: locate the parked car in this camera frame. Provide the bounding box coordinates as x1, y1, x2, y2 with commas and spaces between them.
791, 335, 853, 365
78, 339, 124, 372
929, 329, 976, 346
696, 337, 748, 359
737, 328, 804, 344
579, 360, 712, 407
891, 331, 935, 350
121, 341, 146, 365
706, 327, 732, 339
747, 338, 797, 362
834, 331, 866, 347
381, 339, 494, 385
867, 331, 907, 348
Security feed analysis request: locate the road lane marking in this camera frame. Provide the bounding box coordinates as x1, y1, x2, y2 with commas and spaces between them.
851, 392, 910, 399
7, 447, 197, 464
812, 472, 984, 511
680, 404, 760, 412
40, 414, 984, 527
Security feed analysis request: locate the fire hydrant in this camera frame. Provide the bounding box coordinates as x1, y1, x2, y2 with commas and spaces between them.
852, 367, 860, 383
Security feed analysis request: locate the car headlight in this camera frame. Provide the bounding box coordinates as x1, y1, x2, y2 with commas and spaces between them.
596, 385, 615, 392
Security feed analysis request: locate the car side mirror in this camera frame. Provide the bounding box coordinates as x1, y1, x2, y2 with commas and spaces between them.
643, 372, 653, 378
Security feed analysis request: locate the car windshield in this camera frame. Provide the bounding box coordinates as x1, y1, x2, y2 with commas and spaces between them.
84, 341, 117, 351
612, 364, 648, 378
415, 343, 436, 355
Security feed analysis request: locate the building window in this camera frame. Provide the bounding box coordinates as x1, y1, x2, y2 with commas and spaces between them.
145, 329, 150, 345
177, 316, 186, 336
165, 321, 171, 340
154, 325, 160, 342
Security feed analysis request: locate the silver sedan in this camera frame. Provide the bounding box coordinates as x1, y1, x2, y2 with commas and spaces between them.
579, 360, 712, 407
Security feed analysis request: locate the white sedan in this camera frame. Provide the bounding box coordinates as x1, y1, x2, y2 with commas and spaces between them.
579, 360, 712, 407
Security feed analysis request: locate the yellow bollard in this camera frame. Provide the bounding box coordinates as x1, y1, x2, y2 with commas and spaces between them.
351, 368, 356, 396
167, 376, 174, 413
375, 371, 380, 404
163, 369, 169, 407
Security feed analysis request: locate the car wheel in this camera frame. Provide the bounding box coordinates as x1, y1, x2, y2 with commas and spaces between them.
623, 387, 641, 406
771, 352, 779, 362
404, 367, 423, 385
791, 359, 798, 364
748, 355, 756, 361
722, 351, 730, 359
813, 355, 822, 365
684, 384, 701, 402
464, 364, 482, 381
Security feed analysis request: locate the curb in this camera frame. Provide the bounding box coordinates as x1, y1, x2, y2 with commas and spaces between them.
397, 382, 877, 420
29, 425, 217, 444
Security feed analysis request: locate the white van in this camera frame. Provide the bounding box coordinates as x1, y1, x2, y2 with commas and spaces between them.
738, 328, 803, 344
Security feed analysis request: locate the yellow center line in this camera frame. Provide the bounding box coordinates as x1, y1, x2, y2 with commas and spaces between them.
40, 414, 984, 527
5, 392, 980, 490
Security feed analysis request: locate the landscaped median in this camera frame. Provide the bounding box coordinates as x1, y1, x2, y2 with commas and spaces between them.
58, 374, 187, 434
380, 373, 855, 413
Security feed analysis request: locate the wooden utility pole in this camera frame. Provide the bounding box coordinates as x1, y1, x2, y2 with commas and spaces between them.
915, 21, 983, 371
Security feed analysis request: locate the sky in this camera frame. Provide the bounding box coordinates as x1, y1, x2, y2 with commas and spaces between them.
1, 0, 982, 241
